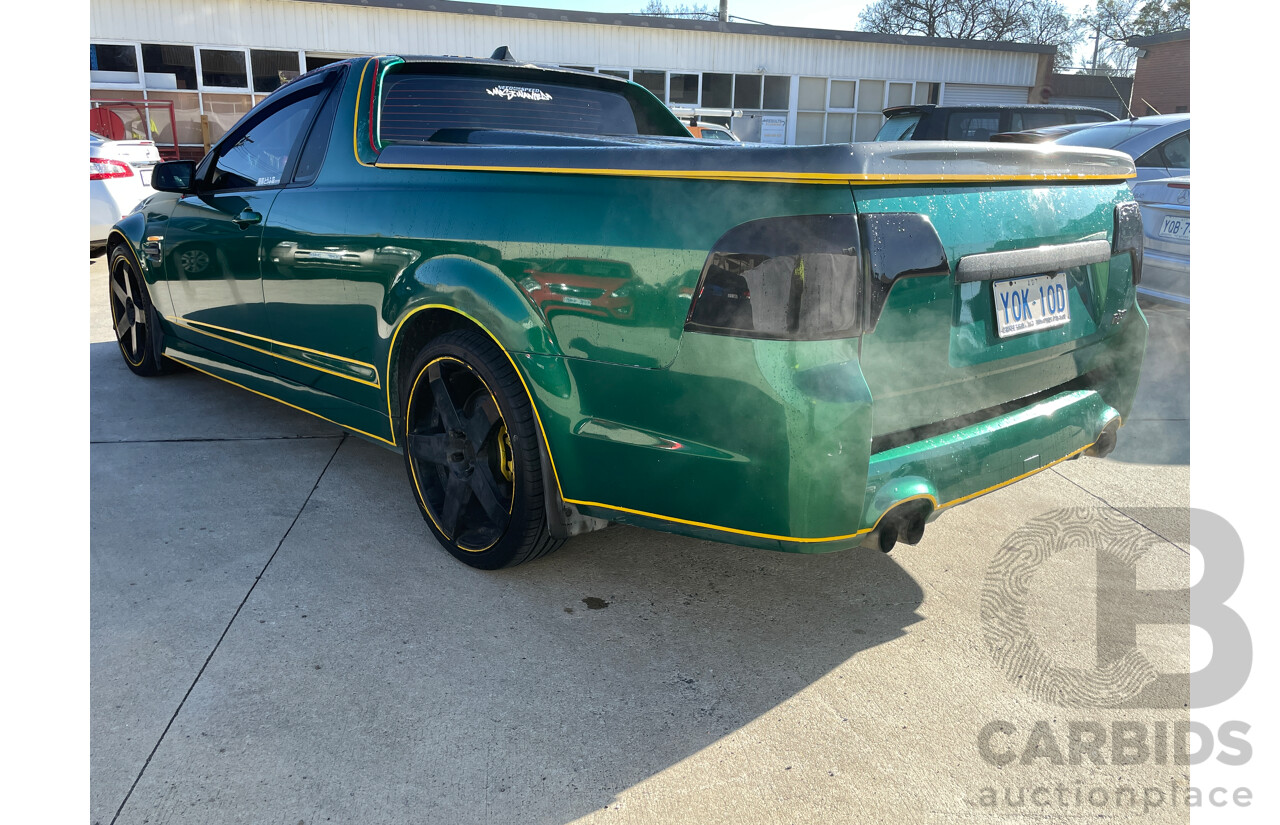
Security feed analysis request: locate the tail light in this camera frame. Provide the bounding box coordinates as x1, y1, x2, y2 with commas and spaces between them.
1113, 201, 1143, 285
859, 213, 949, 333
90, 157, 134, 180
685, 214, 862, 340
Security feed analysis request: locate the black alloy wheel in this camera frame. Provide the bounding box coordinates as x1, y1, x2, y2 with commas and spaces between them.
402, 330, 561, 568
108, 246, 171, 376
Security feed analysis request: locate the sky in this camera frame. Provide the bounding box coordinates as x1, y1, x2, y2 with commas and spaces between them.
494, 0, 1100, 65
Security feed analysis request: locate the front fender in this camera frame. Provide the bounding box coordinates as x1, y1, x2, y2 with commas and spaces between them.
108, 204, 175, 317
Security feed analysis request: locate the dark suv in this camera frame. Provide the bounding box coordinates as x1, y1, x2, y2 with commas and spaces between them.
875, 104, 1117, 141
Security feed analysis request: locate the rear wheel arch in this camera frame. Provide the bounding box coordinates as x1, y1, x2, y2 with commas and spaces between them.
400, 328, 564, 568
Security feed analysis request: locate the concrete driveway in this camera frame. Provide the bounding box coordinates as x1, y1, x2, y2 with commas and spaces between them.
91, 257, 1191, 824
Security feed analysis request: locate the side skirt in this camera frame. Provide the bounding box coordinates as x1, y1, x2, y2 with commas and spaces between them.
162, 337, 398, 450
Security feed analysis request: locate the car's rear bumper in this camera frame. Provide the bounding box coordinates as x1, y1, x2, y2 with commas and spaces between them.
573, 384, 1122, 553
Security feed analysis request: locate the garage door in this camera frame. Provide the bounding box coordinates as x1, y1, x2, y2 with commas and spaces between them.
942, 84, 1030, 105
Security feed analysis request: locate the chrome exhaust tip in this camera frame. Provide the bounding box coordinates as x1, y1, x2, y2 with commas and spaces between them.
1084, 419, 1121, 459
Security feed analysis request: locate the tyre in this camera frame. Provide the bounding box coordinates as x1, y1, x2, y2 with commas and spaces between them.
402, 329, 563, 569
108, 246, 173, 376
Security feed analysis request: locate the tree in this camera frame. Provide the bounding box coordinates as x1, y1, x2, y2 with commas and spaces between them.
858, 0, 1088, 70
1084, 0, 1190, 75
638, 2, 717, 19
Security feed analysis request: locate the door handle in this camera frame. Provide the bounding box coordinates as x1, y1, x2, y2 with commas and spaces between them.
232, 210, 262, 228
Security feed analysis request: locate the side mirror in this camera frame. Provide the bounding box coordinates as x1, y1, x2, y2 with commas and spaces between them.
151, 160, 197, 194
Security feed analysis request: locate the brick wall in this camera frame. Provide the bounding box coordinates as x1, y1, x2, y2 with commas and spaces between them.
1129, 38, 1189, 115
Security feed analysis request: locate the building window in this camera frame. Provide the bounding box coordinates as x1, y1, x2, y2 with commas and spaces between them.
830, 80, 856, 110
887, 82, 913, 108
142, 44, 197, 90
251, 49, 300, 93
90, 43, 140, 84
763, 76, 789, 110
733, 74, 762, 109
703, 73, 732, 108
200, 49, 249, 89
598, 69, 630, 81
306, 55, 348, 72
855, 79, 886, 141
633, 70, 665, 100
203, 93, 254, 141
795, 77, 827, 144
670, 73, 699, 105
144, 91, 202, 145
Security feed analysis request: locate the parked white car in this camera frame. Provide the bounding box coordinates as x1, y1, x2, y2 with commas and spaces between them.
1132, 176, 1189, 305
90, 132, 160, 257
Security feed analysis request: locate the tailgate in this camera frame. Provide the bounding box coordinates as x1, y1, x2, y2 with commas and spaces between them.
854, 181, 1136, 439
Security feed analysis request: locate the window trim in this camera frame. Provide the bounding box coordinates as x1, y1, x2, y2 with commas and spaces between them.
197, 71, 336, 195
197, 47, 253, 93
90, 41, 145, 89
287, 66, 349, 188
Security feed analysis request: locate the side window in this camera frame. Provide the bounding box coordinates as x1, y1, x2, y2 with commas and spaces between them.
1135, 132, 1191, 170
1134, 147, 1163, 168
1161, 132, 1190, 168
207, 89, 322, 191
293, 71, 346, 185
1020, 111, 1080, 130
947, 112, 1000, 141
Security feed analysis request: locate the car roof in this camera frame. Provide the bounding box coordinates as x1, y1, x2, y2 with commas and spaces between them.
1110, 113, 1190, 126
883, 103, 1114, 116
1053, 114, 1189, 155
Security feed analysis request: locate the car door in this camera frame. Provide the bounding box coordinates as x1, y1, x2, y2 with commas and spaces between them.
257, 67, 394, 408
162, 80, 328, 364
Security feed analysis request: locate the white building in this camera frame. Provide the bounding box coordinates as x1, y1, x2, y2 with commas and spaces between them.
89, 0, 1055, 157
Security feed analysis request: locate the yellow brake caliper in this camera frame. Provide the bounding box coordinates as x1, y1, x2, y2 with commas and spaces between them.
496, 422, 515, 482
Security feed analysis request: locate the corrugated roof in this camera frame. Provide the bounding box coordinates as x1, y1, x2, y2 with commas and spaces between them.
294, 0, 1057, 55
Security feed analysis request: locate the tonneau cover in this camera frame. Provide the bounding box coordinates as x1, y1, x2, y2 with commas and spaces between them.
374, 139, 1136, 182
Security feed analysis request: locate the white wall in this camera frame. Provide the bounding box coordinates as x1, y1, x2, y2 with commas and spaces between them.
90, 0, 1042, 86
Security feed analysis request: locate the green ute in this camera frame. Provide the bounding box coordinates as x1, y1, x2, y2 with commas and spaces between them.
108, 54, 1146, 568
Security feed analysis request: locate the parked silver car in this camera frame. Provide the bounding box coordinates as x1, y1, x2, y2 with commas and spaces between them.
1052, 114, 1189, 186
1131, 176, 1189, 305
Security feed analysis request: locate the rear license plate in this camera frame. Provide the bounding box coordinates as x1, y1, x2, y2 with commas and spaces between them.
993, 272, 1070, 339
1158, 215, 1190, 241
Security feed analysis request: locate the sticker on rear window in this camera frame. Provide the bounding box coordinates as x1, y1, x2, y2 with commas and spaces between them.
486, 85, 554, 102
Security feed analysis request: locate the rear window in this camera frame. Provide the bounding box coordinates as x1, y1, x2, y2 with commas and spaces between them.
874, 114, 920, 141
378, 71, 673, 143
1055, 121, 1160, 149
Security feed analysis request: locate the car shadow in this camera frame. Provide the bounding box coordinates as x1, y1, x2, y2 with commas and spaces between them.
90, 342, 926, 824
